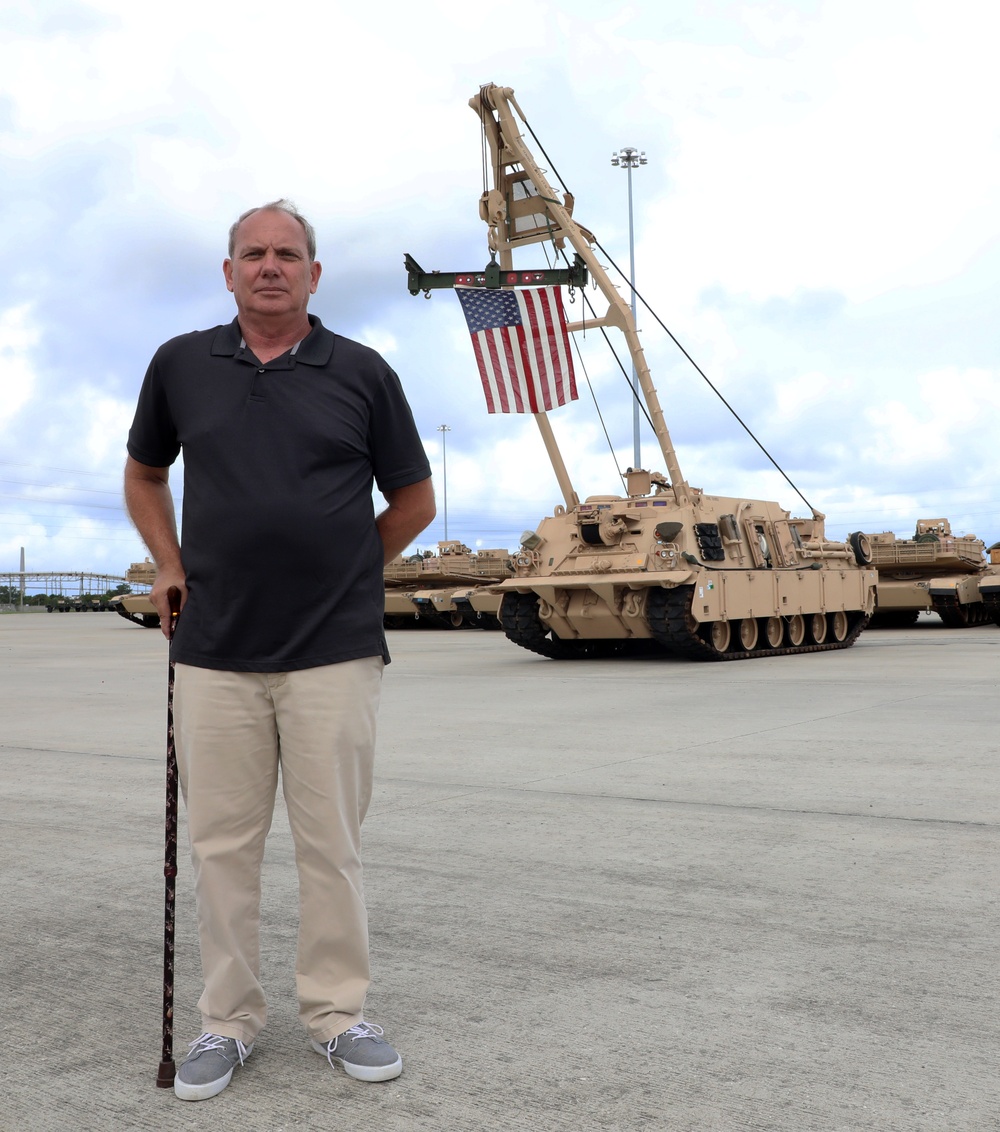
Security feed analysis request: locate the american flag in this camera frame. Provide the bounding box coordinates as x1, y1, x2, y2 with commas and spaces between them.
456, 286, 578, 414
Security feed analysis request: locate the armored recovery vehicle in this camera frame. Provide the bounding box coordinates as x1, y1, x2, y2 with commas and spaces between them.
407, 84, 876, 660
866, 519, 997, 627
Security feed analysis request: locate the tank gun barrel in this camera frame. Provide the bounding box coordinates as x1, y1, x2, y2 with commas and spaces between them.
471, 83, 691, 505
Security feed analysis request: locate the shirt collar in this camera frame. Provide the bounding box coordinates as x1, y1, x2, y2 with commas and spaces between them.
210, 314, 335, 367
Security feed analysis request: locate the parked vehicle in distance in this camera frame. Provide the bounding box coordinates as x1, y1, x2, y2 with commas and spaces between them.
866, 519, 997, 627
384, 542, 513, 629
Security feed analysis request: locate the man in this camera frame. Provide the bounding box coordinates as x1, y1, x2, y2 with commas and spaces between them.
125, 200, 434, 1102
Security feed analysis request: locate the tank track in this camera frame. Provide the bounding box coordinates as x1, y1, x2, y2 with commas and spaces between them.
453, 597, 502, 630
112, 604, 161, 629
501, 588, 869, 662
646, 586, 869, 661
930, 593, 993, 627
979, 586, 1000, 626
499, 593, 631, 658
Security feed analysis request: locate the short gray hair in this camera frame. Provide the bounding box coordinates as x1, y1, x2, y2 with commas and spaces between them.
228, 199, 317, 261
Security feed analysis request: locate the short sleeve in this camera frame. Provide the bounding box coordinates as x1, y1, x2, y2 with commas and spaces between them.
127, 351, 182, 468
367, 367, 431, 493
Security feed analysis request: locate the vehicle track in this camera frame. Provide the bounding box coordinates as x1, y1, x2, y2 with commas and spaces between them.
501, 588, 870, 662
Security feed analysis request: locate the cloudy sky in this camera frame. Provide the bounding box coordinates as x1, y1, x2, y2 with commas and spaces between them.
2, 0, 998, 584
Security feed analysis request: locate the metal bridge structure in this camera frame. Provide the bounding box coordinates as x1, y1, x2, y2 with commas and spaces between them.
0, 572, 145, 612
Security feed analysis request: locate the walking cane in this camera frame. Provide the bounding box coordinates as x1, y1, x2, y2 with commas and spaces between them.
156, 587, 182, 1088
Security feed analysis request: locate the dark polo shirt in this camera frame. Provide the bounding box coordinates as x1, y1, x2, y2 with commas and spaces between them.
128, 315, 431, 672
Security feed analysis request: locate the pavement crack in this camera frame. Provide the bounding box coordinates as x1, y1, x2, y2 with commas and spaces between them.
372, 776, 993, 828
0, 743, 159, 763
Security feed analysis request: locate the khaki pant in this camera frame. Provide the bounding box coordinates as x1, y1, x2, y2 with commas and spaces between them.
173, 657, 383, 1045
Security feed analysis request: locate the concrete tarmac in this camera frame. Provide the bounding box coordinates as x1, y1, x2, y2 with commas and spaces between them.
1, 611, 997, 1131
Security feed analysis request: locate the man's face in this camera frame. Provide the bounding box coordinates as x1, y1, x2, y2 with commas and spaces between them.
223, 209, 321, 322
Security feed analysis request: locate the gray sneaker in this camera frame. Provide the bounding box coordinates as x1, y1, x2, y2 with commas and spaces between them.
310, 1022, 402, 1082
174, 1032, 253, 1101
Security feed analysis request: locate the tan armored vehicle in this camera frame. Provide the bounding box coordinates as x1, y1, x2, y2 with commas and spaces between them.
407, 84, 876, 659
110, 592, 160, 628
867, 519, 995, 627
383, 585, 424, 628
978, 544, 1000, 623
125, 557, 157, 587
383, 541, 513, 628
110, 557, 159, 627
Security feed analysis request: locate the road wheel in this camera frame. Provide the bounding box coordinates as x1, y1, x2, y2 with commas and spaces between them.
704, 620, 731, 653
809, 612, 828, 644
737, 618, 759, 651
762, 616, 783, 649
830, 611, 849, 641
937, 605, 969, 627
786, 614, 806, 647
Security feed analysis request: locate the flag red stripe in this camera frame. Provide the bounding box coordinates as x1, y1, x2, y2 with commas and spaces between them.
539, 289, 565, 407
512, 325, 539, 413
519, 292, 550, 411
469, 334, 496, 413
483, 329, 512, 413
536, 289, 560, 410
495, 329, 523, 412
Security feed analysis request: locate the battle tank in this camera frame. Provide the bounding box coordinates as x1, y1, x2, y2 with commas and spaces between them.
124, 557, 157, 587
109, 592, 160, 628
109, 557, 160, 627
383, 541, 513, 629
405, 84, 876, 660
865, 519, 996, 627
978, 544, 1000, 623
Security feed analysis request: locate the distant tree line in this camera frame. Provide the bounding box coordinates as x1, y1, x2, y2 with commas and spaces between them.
0, 583, 131, 607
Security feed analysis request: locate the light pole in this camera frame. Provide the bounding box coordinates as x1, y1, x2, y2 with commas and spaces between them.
437, 424, 451, 540
611, 145, 647, 470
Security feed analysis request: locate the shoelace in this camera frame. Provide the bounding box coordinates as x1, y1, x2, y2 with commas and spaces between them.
188, 1032, 250, 1066
319, 1022, 385, 1066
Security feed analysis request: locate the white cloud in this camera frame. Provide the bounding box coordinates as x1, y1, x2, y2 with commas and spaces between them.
625, 3, 1000, 305
357, 327, 398, 356
1, 0, 998, 567
862, 368, 1000, 473
0, 304, 40, 422
80, 388, 135, 466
